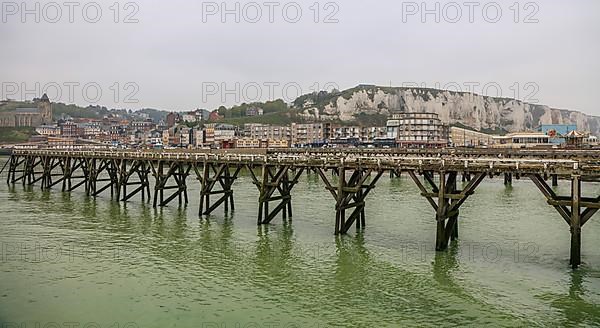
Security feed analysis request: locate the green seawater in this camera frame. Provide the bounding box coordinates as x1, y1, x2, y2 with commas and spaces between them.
1, 157, 600, 327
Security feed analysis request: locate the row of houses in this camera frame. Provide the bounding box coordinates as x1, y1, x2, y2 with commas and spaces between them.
36, 117, 135, 141
33, 118, 388, 149
386, 112, 599, 149
171, 123, 389, 149
450, 124, 598, 148
32, 109, 598, 149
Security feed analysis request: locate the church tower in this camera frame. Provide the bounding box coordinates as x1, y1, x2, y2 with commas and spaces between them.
38, 94, 52, 124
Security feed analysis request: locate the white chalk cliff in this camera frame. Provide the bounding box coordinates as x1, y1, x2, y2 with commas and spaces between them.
293, 86, 600, 134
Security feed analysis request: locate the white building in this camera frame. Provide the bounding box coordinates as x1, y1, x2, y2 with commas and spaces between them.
35, 124, 61, 136
492, 133, 552, 148
386, 112, 448, 148
182, 114, 197, 123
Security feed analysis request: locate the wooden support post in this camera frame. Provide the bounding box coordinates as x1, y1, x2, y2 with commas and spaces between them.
24, 155, 44, 187
448, 174, 459, 241
118, 160, 151, 202
258, 165, 266, 224
159, 163, 164, 205
552, 174, 559, 187
120, 159, 128, 199
85, 158, 96, 196
390, 169, 401, 179
195, 162, 241, 216
3, 156, 11, 184
570, 175, 581, 268
152, 161, 190, 207
462, 172, 471, 182
47, 157, 62, 189
152, 161, 162, 207
504, 173, 512, 186
335, 166, 345, 234
529, 173, 600, 268
62, 157, 71, 192
36, 156, 51, 190
23, 156, 31, 186
410, 170, 485, 251
64, 158, 90, 193
436, 171, 448, 251
316, 167, 381, 234
6, 155, 15, 184
451, 210, 459, 241
88, 159, 119, 198
9, 156, 26, 185
250, 165, 303, 225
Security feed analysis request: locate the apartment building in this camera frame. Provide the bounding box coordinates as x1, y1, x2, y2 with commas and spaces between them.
386, 112, 448, 148
291, 123, 326, 147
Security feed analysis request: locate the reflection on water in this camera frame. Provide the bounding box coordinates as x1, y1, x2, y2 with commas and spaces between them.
1, 160, 600, 327
543, 268, 600, 326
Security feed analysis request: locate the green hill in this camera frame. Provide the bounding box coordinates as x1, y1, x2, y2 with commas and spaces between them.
0, 127, 36, 144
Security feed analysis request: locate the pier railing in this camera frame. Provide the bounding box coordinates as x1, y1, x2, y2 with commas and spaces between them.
9, 148, 599, 176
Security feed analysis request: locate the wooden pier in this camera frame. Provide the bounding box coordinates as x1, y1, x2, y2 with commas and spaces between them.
5, 148, 600, 269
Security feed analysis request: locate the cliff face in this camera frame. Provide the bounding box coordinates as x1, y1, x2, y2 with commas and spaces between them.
294, 86, 600, 134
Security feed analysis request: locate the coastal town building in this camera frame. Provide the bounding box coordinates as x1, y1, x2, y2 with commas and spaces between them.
492, 133, 553, 148
166, 112, 179, 127
0, 94, 53, 127
130, 119, 155, 132
328, 126, 387, 146
584, 135, 599, 146
291, 123, 326, 147
245, 107, 264, 117
539, 124, 578, 145
35, 124, 61, 136
386, 112, 449, 148
245, 123, 291, 141
235, 138, 288, 149
450, 127, 496, 147
235, 138, 261, 148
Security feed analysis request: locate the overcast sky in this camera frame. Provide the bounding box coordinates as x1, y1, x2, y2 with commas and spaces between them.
1, 0, 599, 115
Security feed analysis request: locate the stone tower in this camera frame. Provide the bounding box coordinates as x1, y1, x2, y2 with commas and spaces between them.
38, 93, 52, 124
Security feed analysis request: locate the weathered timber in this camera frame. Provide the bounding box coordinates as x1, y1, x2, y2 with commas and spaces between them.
462, 172, 471, 182
151, 161, 191, 207
409, 170, 486, 251
195, 162, 242, 216
251, 165, 304, 225
119, 160, 151, 201
529, 173, 600, 268
571, 175, 581, 268
317, 167, 382, 234
64, 157, 91, 193
504, 173, 512, 186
